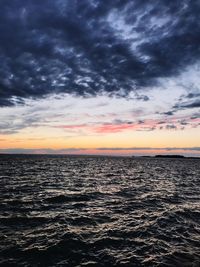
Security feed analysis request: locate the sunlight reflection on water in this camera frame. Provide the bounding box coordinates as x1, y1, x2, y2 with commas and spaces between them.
0, 155, 200, 266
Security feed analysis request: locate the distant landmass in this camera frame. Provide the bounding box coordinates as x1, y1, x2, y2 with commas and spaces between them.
138, 155, 200, 159
155, 155, 185, 158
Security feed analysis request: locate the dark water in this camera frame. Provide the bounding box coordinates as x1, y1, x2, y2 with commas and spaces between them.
0, 155, 200, 267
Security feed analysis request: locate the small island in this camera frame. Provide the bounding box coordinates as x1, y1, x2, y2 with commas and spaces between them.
136, 155, 200, 159
155, 155, 185, 158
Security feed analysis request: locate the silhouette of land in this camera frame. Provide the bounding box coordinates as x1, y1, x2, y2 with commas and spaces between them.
138, 155, 200, 159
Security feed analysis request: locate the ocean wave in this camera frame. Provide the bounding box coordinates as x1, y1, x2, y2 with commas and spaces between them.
0, 156, 199, 266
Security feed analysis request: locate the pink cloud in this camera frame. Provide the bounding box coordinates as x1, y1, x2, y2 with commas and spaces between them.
93, 124, 138, 133
53, 115, 200, 134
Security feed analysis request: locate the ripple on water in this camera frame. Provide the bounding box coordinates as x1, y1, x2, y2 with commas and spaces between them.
0, 155, 200, 266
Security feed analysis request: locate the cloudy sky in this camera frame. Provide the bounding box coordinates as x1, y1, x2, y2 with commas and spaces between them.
0, 0, 199, 156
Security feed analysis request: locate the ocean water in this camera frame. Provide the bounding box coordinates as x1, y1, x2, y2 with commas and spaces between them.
0, 155, 200, 267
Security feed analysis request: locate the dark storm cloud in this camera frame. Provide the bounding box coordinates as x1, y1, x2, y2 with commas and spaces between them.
185, 93, 200, 99
173, 100, 200, 110
0, 0, 200, 106
163, 91, 200, 114
163, 111, 174, 116
129, 93, 150, 102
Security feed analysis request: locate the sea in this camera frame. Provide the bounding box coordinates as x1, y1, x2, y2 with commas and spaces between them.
0, 155, 200, 267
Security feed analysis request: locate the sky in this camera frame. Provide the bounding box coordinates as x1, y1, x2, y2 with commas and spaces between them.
0, 0, 199, 156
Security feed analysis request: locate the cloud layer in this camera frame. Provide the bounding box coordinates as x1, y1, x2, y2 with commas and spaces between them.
1, 0, 200, 106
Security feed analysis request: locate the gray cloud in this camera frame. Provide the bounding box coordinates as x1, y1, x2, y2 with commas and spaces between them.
97, 147, 200, 151
185, 93, 200, 99
0, 0, 200, 106
173, 100, 200, 110
163, 111, 174, 116
165, 124, 177, 130
0, 114, 44, 134
190, 112, 200, 119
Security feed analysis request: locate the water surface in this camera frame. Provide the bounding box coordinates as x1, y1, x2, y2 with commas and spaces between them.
0, 155, 200, 266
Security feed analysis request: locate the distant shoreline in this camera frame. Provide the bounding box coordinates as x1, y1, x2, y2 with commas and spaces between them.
0, 153, 199, 159
139, 155, 200, 159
